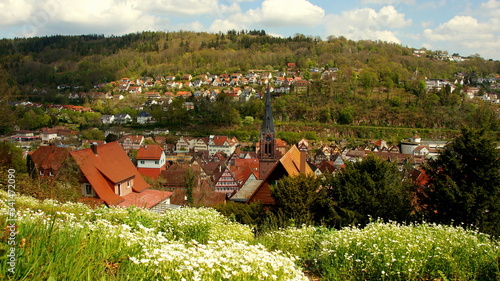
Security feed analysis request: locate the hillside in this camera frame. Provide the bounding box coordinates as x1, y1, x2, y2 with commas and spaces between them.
0, 31, 499, 140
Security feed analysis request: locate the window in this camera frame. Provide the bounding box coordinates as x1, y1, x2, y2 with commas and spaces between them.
39, 170, 44, 176
127, 181, 131, 188
155, 160, 159, 164
140, 160, 145, 164
49, 171, 54, 177
85, 184, 92, 195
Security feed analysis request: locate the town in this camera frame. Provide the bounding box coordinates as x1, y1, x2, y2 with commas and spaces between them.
7, 84, 450, 210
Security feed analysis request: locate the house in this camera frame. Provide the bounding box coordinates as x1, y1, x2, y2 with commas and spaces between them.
212, 165, 240, 193
193, 137, 209, 152
176, 137, 195, 151
70, 142, 173, 212
243, 145, 314, 205
136, 145, 168, 179
114, 113, 132, 124
118, 135, 144, 151
101, 115, 115, 124
294, 80, 309, 93
145, 92, 161, 99
27, 146, 70, 179
40, 127, 58, 143
176, 91, 192, 98
137, 111, 155, 124
207, 135, 238, 156
40, 126, 78, 143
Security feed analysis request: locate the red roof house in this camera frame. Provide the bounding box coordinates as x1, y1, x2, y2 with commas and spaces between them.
70, 142, 172, 210
137, 144, 168, 179
28, 146, 70, 179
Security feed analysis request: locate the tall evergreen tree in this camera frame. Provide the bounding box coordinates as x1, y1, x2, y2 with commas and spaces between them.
420, 128, 500, 236
326, 154, 413, 228
270, 174, 326, 226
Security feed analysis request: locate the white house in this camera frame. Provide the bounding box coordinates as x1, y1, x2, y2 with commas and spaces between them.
208, 135, 238, 156
114, 113, 133, 124
101, 115, 115, 124
137, 111, 154, 124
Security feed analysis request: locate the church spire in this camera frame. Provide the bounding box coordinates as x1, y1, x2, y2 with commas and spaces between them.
261, 87, 275, 136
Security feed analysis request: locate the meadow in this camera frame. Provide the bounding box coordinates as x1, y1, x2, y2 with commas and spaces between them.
0, 191, 498, 280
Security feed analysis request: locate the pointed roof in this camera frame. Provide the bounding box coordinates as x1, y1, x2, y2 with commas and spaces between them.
248, 145, 314, 205
29, 146, 70, 171
261, 88, 275, 135
70, 142, 150, 206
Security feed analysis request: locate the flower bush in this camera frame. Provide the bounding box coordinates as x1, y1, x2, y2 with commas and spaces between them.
0, 191, 306, 280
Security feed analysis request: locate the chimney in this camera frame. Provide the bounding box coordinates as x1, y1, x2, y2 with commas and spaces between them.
91, 143, 98, 155
299, 145, 307, 173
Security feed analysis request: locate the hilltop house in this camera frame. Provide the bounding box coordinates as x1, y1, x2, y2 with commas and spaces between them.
114, 113, 133, 124
70, 142, 173, 211
137, 111, 155, 124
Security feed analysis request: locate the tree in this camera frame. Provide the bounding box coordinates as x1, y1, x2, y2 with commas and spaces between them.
420, 128, 500, 235
270, 174, 326, 226
326, 154, 413, 228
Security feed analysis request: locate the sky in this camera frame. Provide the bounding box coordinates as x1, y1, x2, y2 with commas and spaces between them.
0, 0, 499, 60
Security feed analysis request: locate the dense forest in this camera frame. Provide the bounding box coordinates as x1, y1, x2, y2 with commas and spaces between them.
0, 31, 499, 140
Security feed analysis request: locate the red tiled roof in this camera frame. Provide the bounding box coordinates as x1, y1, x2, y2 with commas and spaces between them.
70, 142, 150, 206
29, 146, 70, 171
117, 189, 173, 209
119, 135, 144, 144
137, 145, 163, 160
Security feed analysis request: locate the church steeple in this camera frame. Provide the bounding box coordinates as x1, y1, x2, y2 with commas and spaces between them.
261, 87, 275, 136
258, 88, 278, 179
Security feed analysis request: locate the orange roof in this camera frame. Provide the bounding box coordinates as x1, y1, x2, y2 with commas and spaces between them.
176, 91, 191, 97
119, 135, 144, 144
29, 146, 70, 171
211, 136, 237, 146
248, 145, 314, 205
116, 189, 173, 209
279, 145, 314, 177
70, 142, 150, 206
137, 145, 163, 160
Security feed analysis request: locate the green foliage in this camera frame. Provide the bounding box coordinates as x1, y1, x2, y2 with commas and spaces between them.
421, 128, 500, 236
270, 174, 326, 227
0, 142, 26, 173
214, 201, 266, 227
80, 128, 105, 140
326, 154, 413, 228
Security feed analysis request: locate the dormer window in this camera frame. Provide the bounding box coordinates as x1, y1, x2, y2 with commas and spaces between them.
49, 171, 54, 177
39, 170, 44, 176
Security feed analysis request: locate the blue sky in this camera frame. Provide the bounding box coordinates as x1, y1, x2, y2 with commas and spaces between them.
1, 0, 498, 60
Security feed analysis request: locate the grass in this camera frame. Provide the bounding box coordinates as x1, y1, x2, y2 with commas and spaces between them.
1, 191, 499, 280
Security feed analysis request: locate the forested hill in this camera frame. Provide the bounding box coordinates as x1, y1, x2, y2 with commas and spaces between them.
0, 31, 498, 90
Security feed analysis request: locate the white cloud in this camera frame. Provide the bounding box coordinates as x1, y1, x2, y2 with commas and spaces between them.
241, 0, 325, 26
0, 0, 35, 25
360, 0, 415, 5
324, 5, 411, 43
143, 0, 219, 16
209, 19, 246, 33
423, 14, 500, 59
